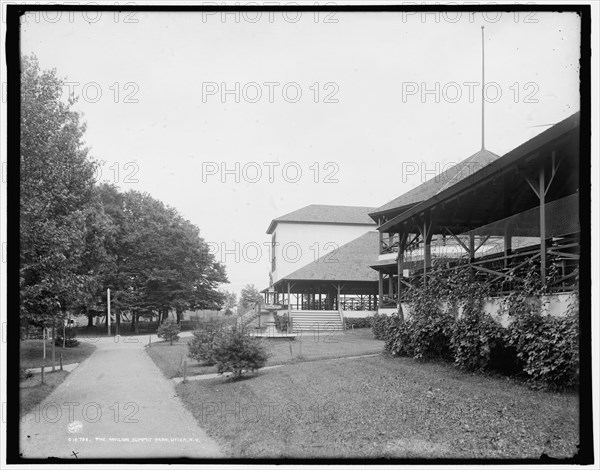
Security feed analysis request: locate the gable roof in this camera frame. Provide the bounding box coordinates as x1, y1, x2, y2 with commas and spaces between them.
369, 148, 501, 221
275, 231, 380, 283
266, 204, 377, 234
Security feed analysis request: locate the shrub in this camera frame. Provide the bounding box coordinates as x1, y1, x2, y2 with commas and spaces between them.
507, 307, 579, 388
273, 313, 290, 332
55, 328, 79, 348
451, 310, 505, 371
404, 282, 454, 360
345, 317, 371, 329
371, 313, 392, 340
211, 327, 269, 379
384, 314, 414, 356
157, 320, 181, 345
187, 319, 226, 365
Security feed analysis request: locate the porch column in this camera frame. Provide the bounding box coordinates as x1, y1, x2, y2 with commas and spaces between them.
378, 271, 383, 302
539, 166, 546, 286
318, 286, 321, 310
287, 282, 292, 332
423, 213, 433, 287
397, 232, 405, 321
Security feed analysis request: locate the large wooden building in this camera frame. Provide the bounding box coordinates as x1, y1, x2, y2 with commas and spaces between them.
372, 111, 581, 315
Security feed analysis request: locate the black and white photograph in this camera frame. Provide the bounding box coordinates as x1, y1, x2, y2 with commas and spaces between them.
1, 1, 596, 466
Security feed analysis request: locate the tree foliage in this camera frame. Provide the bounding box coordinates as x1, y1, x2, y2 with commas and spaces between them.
20, 55, 228, 333
238, 284, 262, 315
20, 54, 108, 327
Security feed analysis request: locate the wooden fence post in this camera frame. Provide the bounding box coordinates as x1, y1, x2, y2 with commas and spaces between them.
41, 366, 44, 384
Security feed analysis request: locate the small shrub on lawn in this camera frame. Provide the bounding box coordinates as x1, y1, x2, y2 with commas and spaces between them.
157, 320, 181, 345
187, 319, 227, 365
345, 317, 371, 329
55, 328, 79, 348
211, 327, 269, 379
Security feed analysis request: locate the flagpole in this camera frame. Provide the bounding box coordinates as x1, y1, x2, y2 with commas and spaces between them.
481, 25, 485, 150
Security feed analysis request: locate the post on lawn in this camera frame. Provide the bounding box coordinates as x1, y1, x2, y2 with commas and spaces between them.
107, 288, 111, 337
51, 321, 56, 372
42, 327, 46, 360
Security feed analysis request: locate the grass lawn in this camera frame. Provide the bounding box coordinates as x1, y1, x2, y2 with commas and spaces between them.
147, 328, 383, 379
175, 354, 578, 459
20, 340, 97, 369
20, 340, 97, 416
20, 370, 70, 416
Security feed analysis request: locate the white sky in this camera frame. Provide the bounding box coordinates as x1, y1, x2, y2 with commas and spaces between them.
20, 9, 581, 295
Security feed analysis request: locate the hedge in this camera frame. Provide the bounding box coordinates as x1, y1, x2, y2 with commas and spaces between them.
380, 265, 579, 389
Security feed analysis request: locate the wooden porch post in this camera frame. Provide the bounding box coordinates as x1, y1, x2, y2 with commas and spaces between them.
423, 213, 432, 288
397, 232, 405, 321
318, 286, 321, 310
378, 271, 383, 303
539, 166, 546, 286
287, 282, 291, 330
469, 233, 475, 261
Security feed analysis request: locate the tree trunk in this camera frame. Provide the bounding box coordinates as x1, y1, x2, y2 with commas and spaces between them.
116, 310, 121, 335
87, 312, 94, 327
176, 307, 182, 325
134, 313, 139, 335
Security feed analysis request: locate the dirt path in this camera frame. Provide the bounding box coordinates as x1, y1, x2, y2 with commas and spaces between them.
20, 335, 222, 459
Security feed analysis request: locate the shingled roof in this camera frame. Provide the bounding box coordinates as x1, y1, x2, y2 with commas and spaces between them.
275, 231, 380, 283
369, 148, 500, 221
266, 204, 377, 234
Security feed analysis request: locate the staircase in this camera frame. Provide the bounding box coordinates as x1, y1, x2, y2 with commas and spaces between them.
237, 309, 260, 329
290, 310, 344, 332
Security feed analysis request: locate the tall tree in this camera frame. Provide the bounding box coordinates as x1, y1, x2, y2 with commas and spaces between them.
97, 185, 228, 331
238, 284, 263, 315
20, 55, 106, 330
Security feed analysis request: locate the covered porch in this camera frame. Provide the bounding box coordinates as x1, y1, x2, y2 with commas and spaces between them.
375, 112, 581, 311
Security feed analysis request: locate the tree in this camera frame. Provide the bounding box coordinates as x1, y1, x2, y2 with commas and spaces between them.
20, 55, 107, 334
238, 284, 263, 315
97, 185, 228, 332
211, 327, 269, 379
221, 290, 237, 316
157, 320, 180, 345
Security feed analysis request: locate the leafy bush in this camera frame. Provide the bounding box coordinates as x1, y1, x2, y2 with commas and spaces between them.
55, 328, 79, 348
384, 314, 414, 356
371, 313, 392, 340
403, 281, 454, 360
157, 320, 181, 345
377, 263, 579, 389
187, 319, 227, 365
211, 327, 269, 379
451, 310, 505, 371
273, 313, 290, 332
507, 308, 579, 388
345, 317, 371, 329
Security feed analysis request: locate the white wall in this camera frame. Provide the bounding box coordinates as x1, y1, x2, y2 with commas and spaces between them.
271, 222, 375, 283
378, 293, 575, 327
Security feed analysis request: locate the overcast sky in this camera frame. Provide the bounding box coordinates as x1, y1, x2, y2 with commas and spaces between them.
20, 9, 581, 295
